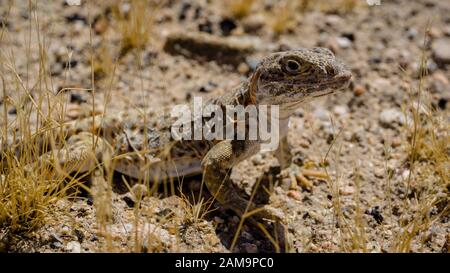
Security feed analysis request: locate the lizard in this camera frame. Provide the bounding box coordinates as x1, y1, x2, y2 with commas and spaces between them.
5, 48, 352, 222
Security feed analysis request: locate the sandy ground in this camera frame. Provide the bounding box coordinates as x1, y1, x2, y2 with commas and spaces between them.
0, 0, 448, 253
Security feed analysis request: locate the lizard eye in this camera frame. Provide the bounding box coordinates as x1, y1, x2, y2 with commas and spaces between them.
286, 60, 301, 73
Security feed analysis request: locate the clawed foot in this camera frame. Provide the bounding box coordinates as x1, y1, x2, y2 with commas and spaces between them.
281, 164, 329, 191
241, 204, 286, 224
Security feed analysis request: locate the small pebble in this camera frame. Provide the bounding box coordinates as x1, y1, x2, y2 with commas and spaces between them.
251, 154, 262, 165
353, 84, 366, 96
336, 36, 352, 49
379, 108, 406, 128
66, 241, 82, 253
432, 38, 450, 66
287, 190, 302, 201
131, 184, 148, 200
339, 185, 355, 196
243, 243, 258, 253
333, 105, 348, 116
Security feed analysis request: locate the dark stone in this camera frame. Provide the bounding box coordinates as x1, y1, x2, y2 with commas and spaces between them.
164, 32, 254, 67
369, 55, 382, 64
199, 81, 217, 93
194, 6, 202, 20
74, 229, 85, 243
70, 93, 86, 104
65, 59, 78, 69
246, 57, 261, 71
178, 2, 191, 21
122, 195, 135, 208
341, 32, 355, 41
156, 208, 173, 217
198, 20, 213, 34
65, 13, 87, 24
0, 19, 10, 29
219, 18, 237, 36
365, 206, 384, 224
438, 98, 447, 110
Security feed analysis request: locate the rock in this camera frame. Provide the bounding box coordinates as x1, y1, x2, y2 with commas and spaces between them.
213, 216, 224, 224
406, 27, 418, 40
199, 81, 218, 93
312, 107, 330, 121
246, 57, 261, 71
280, 178, 293, 190
65, 0, 81, 6
198, 20, 213, 34
163, 31, 254, 67
122, 194, 135, 208
427, 26, 442, 39
64, 13, 87, 24
353, 84, 366, 96
141, 223, 175, 251
321, 121, 334, 137
426, 59, 438, 73
374, 168, 384, 178
325, 15, 343, 26
70, 93, 86, 104
365, 206, 384, 224
339, 185, 355, 196
93, 16, 109, 35
251, 154, 263, 165
242, 14, 265, 33
74, 229, 85, 242
219, 18, 237, 36
379, 108, 406, 128
66, 241, 82, 253
401, 169, 411, 180
432, 38, 450, 67
241, 231, 253, 240
391, 137, 402, 148
131, 184, 148, 200
430, 72, 449, 110
438, 98, 448, 110
243, 243, 258, 253
336, 36, 352, 49
178, 2, 191, 21
372, 78, 391, 93
333, 105, 348, 116
0, 236, 9, 252
60, 225, 71, 236
237, 62, 250, 74
287, 190, 302, 201
341, 32, 355, 42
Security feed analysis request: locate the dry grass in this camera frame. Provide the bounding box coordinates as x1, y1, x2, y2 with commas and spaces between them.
389, 27, 448, 252
0, 1, 87, 233
321, 26, 448, 253
110, 0, 159, 57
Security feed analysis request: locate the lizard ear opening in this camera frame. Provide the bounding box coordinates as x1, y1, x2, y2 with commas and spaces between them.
246, 68, 262, 105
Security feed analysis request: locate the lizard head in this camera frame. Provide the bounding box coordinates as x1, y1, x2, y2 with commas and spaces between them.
251, 48, 352, 105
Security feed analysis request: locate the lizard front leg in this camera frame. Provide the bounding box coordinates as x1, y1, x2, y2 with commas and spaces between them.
202, 140, 283, 222
275, 135, 328, 190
